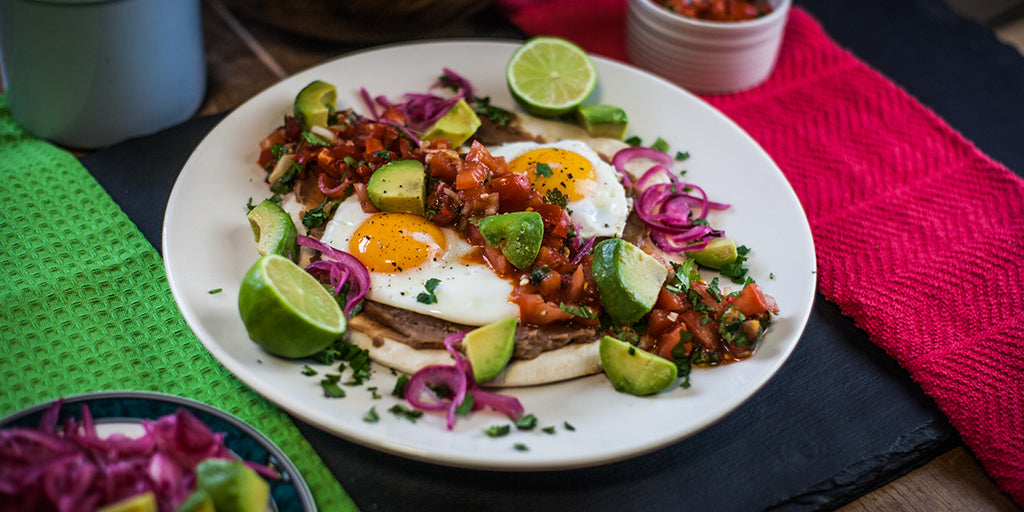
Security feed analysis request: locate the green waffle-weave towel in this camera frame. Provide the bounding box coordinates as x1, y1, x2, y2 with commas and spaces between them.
0, 96, 357, 512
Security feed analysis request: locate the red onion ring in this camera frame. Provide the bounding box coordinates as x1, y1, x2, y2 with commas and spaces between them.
296, 235, 370, 315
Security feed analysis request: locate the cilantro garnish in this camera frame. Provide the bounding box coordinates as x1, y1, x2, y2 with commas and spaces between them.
207, 288, 223, 295
720, 245, 753, 284
301, 365, 318, 376
484, 424, 511, 437
320, 374, 345, 398
455, 394, 475, 416
529, 266, 550, 286
559, 303, 596, 319
472, 96, 511, 126
514, 413, 538, 430
624, 136, 643, 147
416, 278, 442, 304
666, 260, 696, 294
302, 130, 332, 147
373, 149, 392, 161
543, 188, 568, 208
514, 443, 529, 452
563, 421, 576, 432
651, 137, 670, 154
675, 150, 690, 161
302, 197, 336, 228
542, 426, 557, 434
389, 404, 423, 422
535, 163, 553, 177
270, 162, 302, 194
363, 407, 380, 423
392, 374, 410, 398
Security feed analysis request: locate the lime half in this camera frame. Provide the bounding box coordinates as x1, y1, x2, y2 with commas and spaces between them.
507, 37, 597, 117
238, 254, 346, 358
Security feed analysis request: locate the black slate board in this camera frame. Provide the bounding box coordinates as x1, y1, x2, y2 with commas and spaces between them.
79, 0, 1024, 509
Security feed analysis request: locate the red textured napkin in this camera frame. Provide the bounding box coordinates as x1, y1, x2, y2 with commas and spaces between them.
498, 0, 1024, 505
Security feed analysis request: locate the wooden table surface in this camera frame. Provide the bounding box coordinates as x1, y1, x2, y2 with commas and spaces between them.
2, 0, 1018, 510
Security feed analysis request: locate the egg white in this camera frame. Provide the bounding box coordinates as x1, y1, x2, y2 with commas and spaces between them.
488, 139, 630, 239
320, 195, 518, 326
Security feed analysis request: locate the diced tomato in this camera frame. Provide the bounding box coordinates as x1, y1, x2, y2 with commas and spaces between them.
488, 173, 532, 212
647, 309, 678, 338
657, 324, 688, 361
729, 283, 778, 317
655, 287, 689, 312
364, 137, 384, 156
537, 271, 561, 297
482, 245, 511, 277
565, 265, 586, 303
455, 160, 489, 190
515, 293, 574, 326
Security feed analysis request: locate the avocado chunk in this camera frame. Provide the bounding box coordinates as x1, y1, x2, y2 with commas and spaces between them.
97, 492, 157, 512
463, 317, 517, 383
294, 80, 337, 130
366, 159, 427, 215
690, 238, 738, 270
247, 199, 298, 261
195, 459, 270, 512
421, 98, 481, 147
599, 336, 678, 395
174, 490, 215, 512
576, 105, 629, 139
591, 238, 668, 325
476, 211, 544, 270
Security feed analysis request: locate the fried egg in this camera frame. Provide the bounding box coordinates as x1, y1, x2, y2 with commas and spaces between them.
320, 195, 518, 326
488, 139, 630, 239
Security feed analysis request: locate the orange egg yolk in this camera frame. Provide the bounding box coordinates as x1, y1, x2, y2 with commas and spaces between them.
506, 148, 596, 202
349, 213, 447, 273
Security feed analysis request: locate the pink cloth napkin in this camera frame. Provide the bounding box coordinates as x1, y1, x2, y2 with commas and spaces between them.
498, 1, 1024, 504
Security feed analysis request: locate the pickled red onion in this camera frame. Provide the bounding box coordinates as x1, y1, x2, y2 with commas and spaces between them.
296, 235, 370, 315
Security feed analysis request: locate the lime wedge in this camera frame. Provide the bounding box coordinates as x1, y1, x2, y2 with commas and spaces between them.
506, 37, 597, 117
238, 254, 346, 358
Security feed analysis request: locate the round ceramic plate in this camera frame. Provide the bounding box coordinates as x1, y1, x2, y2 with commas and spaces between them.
163, 40, 816, 470
0, 391, 315, 511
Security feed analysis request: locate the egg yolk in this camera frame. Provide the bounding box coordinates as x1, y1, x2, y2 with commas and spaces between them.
506, 148, 596, 202
349, 213, 447, 273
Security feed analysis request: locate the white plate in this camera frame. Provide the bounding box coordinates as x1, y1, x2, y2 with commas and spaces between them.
163, 40, 816, 471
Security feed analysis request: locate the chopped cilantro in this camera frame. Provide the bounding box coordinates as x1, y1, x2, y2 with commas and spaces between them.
707, 277, 723, 301
392, 374, 410, 398
692, 218, 710, 226
675, 150, 690, 161
271, 143, 289, 160
559, 303, 596, 319
270, 161, 302, 194
720, 245, 753, 284
367, 386, 382, 399
301, 365, 318, 376
472, 96, 511, 126
666, 260, 696, 294
563, 421, 576, 432
302, 198, 336, 228
455, 394, 475, 416
535, 163, 553, 177
651, 137, 670, 153
514, 443, 529, 452
207, 288, 223, 295
389, 404, 423, 422
302, 130, 332, 147
416, 278, 442, 304
529, 266, 551, 286
364, 407, 380, 423
624, 136, 643, 147
542, 426, 557, 435
543, 188, 568, 208
514, 413, 538, 430
373, 149, 392, 161
320, 374, 346, 398
484, 424, 511, 437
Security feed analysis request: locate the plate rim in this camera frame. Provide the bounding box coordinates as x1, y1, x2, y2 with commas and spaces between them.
0, 390, 316, 511
162, 39, 817, 471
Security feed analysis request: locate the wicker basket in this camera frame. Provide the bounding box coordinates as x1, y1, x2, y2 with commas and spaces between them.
223, 0, 494, 44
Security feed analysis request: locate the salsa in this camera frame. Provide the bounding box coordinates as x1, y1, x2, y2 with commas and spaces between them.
655, 0, 774, 21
